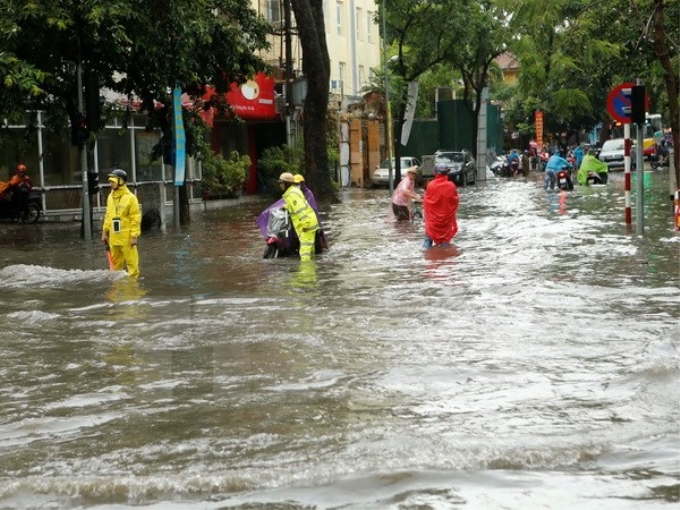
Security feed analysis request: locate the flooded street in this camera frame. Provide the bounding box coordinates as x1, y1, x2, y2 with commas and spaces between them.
0, 170, 678, 509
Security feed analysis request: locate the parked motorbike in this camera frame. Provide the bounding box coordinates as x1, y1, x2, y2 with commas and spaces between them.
0, 188, 43, 223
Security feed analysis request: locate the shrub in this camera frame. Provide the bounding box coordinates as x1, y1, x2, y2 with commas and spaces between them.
202, 150, 250, 198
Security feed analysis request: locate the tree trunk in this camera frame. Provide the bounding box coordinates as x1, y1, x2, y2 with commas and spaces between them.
652, 0, 679, 189
290, 0, 337, 204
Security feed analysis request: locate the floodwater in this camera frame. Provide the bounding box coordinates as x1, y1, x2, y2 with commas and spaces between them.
0, 170, 678, 509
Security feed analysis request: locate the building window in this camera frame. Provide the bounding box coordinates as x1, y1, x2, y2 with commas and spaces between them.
267, 0, 281, 24
366, 11, 373, 43
336, 1, 343, 36
338, 62, 346, 88
356, 8, 363, 41
358, 65, 366, 89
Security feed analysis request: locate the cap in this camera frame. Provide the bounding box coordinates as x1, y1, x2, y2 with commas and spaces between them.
293, 174, 305, 184
434, 163, 448, 174
278, 172, 295, 183
406, 166, 418, 174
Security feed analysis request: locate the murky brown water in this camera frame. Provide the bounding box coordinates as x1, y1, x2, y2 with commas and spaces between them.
0, 169, 678, 509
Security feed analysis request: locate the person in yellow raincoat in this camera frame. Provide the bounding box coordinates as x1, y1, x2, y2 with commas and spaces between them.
101, 169, 141, 278
279, 172, 319, 262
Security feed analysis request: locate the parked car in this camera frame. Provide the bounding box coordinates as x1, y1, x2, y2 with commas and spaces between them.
372, 156, 421, 187
434, 149, 477, 186
598, 139, 637, 172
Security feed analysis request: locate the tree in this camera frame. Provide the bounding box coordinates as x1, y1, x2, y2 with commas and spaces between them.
290, 0, 336, 204
446, 0, 508, 158
0, 0, 270, 174
381, 0, 468, 187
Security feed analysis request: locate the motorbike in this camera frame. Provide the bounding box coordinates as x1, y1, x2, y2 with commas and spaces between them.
556, 167, 574, 191
256, 199, 327, 259
0, 187, 43, 223
491, 155, 518, 178
649, 153, 670, 170
257, 199, 295, 259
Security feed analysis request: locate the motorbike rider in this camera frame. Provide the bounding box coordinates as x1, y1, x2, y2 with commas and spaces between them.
507, 149, 520, 177
279, 172, 319, 262
0, 164, 33, 219
101, 169, 141, 278
544, 153, 574, 190
577, 149, 609, 186
422, 163, 460, 249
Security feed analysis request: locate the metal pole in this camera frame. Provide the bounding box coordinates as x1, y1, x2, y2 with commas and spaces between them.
284, 0, 294, 149
635, 119, 645, 235
382, 0, 393, 195
624, 123, 632, 225
77, 60, 92, 241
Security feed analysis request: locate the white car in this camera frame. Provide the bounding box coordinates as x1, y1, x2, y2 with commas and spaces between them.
372, 157, 421, 187
598, 139, 637, 171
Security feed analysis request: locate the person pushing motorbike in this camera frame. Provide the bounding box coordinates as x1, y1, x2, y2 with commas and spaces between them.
278, 172, 319, 262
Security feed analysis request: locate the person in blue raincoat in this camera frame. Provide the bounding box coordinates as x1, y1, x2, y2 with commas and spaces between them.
543, 154, 574, 190
573, 145, 585, 169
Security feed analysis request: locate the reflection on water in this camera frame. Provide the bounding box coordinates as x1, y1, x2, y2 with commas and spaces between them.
0, 171, 678, 509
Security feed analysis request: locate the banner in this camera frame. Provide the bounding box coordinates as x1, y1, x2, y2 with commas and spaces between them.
400, 81, 419, 146
173, 86, 186, 186
535, 111, 544, 148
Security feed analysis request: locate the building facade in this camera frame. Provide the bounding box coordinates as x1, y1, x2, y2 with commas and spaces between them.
0, 1, 382, 219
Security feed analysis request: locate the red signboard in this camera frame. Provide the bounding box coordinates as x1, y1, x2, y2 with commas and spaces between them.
535, 111, 544, 148
203, 73, 278, 122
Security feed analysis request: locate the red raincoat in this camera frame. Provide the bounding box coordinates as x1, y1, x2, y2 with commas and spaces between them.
424, 174, 459, 245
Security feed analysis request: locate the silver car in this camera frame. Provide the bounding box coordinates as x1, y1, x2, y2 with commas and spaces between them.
598, 139, 637, 171
372, 157, 421, 187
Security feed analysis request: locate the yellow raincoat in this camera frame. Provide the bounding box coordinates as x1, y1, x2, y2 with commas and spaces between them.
282, 185, 319, 261
103, 185, 141, 278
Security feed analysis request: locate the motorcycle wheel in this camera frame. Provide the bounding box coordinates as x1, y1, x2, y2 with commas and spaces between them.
24, 204, 41, 224
263, 244, 279, 259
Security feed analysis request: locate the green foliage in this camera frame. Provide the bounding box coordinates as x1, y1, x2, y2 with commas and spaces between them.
0, 0, 270, 151
258, 145, 304, 195
201, 150, 249, 197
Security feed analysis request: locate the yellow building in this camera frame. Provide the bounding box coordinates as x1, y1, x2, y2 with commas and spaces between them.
251, 0, 381, 101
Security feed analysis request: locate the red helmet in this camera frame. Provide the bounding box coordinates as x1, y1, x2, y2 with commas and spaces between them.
16, 164, 27, 173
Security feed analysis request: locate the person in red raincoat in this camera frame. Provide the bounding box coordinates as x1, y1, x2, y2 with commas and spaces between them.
422, 164, 459, 248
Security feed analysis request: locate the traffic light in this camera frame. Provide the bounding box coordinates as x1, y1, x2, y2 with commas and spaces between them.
87, 171, 99, 195
71, 114, 89, 147
622, 85, 646, 125
85, 70, 102, 133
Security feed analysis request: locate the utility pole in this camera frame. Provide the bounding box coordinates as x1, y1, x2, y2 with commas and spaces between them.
382, 0, 394, 195
284, 0, 294, 149
77, 36, 92, 241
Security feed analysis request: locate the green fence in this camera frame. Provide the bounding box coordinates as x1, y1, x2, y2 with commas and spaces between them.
401, 100, 503, 161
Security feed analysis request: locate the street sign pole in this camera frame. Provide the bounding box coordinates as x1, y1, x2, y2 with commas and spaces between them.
635, 122, 644, 235
624, 123, 632, 225
635, 104, 645, 234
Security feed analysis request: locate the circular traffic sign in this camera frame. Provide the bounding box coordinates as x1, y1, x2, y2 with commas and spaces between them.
607, 82, 635, 124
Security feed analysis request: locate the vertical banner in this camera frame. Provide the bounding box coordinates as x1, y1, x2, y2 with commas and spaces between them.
173, 86, 186, 186
400, 81, 419, 146
535, 111, 544, 148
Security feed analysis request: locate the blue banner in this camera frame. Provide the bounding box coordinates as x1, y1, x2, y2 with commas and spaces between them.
173, 86, 186, 186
